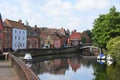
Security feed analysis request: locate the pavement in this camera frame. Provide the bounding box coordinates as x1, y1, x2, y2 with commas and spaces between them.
0, 60, 19, 80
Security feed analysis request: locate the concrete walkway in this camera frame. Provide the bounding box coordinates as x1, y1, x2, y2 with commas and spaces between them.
0, 60, 19, 80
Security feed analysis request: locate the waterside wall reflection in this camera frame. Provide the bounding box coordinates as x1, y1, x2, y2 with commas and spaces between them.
29, 54, 119, 80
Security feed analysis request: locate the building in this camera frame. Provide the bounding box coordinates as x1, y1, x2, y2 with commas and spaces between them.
4, 19, 27, 50
3, 23, 12, 51
67, 58, 81, 72
0, 14, 3, 52
68, 30, 81, 46
39, 27, 66, 48
25, 25, 40, 49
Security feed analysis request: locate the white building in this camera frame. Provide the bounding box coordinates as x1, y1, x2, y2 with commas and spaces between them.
4, 19, 27, 50
12, 28, 27, 50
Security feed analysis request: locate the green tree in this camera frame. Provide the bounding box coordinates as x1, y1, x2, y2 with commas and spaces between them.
106, 36, 120, 65
92, 6, 120, 48
84, 30, 93, 42
81, 35, 86, 43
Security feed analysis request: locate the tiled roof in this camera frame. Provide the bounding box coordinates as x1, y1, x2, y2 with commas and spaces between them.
69, 31, 81, 40
4, 19, 26, 29
39, 28, 62, 35
24, 25, 33, 32
40, 32, 60, 40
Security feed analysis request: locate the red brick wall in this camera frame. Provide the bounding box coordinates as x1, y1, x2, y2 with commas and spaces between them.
0, 17, 3, 51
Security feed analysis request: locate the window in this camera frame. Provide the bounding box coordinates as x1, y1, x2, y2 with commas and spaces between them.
23, 31, 25, 34
14, 44, 16, 47
15, 36, 17, 40
0, 30, 2, 33
19, 31, 21, 34
18, 36, 20, 40
0, 38, 2, 42
15, 30, 17, 33
23, 44, 24, 47
23, 37, 24, 40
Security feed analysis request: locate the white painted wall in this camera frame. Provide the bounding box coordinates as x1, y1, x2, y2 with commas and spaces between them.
12, 28, 27, 50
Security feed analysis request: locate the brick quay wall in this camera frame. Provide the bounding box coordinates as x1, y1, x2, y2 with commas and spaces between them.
8, 53, 40, 80
14, 46, 81, 57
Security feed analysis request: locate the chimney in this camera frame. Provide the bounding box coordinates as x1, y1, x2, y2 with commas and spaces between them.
74, 30, 76, 32
35, 25, 37, 27
18, 20, 22, 24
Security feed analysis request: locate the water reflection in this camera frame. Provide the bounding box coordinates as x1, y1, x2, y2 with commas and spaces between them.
97, 59, 113, 66
29, 54, 97, 80
28, 54, 118, 80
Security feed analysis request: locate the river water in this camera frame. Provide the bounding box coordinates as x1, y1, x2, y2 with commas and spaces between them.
27, 54, 119, 80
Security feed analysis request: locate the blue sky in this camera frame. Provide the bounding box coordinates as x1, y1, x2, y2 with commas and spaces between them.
0, 0, 120, 32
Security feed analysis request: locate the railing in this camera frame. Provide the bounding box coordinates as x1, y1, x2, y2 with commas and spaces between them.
8, 53, 40, 80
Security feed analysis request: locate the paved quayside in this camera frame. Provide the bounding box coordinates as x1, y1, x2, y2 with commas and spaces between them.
0, 60, 19, 80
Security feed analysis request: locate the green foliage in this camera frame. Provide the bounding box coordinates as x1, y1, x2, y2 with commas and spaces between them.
84, 30, 93, 42
81, 35, 86, 43
92, 6, 120, 48
106, 36, 120, 65
106, 36, 120, 51
106, 64, 120, 80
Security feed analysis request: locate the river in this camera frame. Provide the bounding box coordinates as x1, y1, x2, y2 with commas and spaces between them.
26, 53, 119, 80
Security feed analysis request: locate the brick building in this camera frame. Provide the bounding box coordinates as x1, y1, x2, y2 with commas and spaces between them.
4, 19, 27, 50
25, 25, 40, 49
68, 30, 81, 46
0, 14, 3, 52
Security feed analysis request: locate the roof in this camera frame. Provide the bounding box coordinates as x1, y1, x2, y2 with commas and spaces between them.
39, 28, 60, 34
4, 19, 26, 30
39, 27, 65, 36
40, 33, 60, 40
69, 31, 81, 40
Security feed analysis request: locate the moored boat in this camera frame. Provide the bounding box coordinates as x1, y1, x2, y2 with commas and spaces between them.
97, 53, 106, 60
24, 53, 32, 62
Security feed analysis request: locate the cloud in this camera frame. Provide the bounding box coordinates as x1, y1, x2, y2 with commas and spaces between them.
40, 0, 73, 17
0, 0, 120, 32
75, 0, 110, 11
38, 65, 94, 80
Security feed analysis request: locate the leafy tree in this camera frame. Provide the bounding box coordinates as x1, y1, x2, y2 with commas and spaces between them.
106, 36, 120, 65
106, 36, 120, 51
92, 6, 120, 48
81, 35, 86, 43
84, 30, 93, 42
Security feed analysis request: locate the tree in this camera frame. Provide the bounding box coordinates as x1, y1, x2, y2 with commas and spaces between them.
81, 35, 86, 43
84, 30, 93, 42
92, 6, 120, 48
106, 36, 120, 66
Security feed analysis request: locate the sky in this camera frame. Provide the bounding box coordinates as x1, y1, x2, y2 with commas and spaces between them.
38, 65, 94, 80
0, 0, 120, 32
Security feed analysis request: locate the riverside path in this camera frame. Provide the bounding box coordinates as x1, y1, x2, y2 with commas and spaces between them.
0, 60, 19, 80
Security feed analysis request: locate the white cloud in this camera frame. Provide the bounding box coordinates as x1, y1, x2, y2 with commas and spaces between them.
0, 0, 120, 32
75, 0, 110, 11
40, 0, 73, 17
0, 1, 18, 20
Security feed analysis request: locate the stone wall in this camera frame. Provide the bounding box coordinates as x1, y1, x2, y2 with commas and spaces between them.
14, 46, 80, 57
8, 53, 40, 80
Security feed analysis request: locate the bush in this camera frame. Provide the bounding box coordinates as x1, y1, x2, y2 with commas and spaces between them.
106, 36, 120, 65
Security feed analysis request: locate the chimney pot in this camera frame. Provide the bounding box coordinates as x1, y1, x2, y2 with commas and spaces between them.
18, 20, 22, 24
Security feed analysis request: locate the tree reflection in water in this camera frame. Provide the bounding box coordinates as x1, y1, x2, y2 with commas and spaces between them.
28, 54, 119, 80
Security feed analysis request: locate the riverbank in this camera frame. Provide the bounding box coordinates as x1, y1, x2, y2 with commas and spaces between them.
80, 55, 97, 59
0, 60, 19, 80
14, 46, 80, 57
